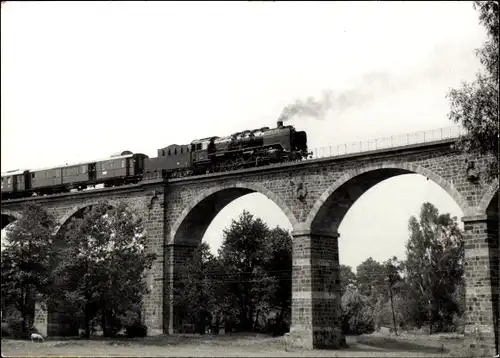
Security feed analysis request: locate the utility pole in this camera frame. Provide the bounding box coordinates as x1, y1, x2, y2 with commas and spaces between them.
385, 262, 398, 337
387, 277, 398, 336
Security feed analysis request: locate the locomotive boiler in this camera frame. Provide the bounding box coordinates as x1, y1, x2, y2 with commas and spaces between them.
143, 120, 311, 178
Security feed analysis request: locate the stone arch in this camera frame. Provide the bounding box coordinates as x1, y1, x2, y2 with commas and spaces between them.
55, 200, 116, 234
1, 210, 21, 230
478, 179, 499, 214
48, 200, 121, 337
169, 182, 298, 245
305, 162, 471, 233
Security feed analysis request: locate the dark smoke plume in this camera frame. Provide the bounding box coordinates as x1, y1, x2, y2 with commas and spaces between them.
278, 73, 393, 122
278, 90, 333, 122
277, 40, 469, 123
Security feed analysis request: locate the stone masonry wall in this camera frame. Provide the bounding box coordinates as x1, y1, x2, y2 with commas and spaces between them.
462, 215, 499, 356
288, 231, 344, 349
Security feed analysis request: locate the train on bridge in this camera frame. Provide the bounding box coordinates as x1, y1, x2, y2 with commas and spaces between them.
1, 120, 311, 200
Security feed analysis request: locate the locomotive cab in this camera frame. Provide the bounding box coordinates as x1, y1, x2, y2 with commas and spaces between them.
191, 137, 217, 163
291, 130, 311, 159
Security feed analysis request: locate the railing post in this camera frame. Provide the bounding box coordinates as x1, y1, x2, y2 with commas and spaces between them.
329, 146, 332, 157
440, 128, 443, 139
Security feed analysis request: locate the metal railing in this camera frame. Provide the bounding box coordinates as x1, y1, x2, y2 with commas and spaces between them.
307, 125, 465, 160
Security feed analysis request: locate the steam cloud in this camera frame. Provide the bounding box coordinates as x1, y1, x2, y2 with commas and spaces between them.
278, 91, 333, 122
278, 40, 467, 123
278, 73, 392, 122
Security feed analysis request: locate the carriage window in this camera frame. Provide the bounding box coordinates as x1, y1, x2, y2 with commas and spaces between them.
56, 170, 60, 177
174, 148, 177, 155
31, 173, 35, 179
196, 143, 202, 150
7, 177, 11, 184
168, 149, 171, 156
81, 165, 87, 174
121, 160, 125, 168
202, 142, 208, 150
162, 149, 166, 156
180, 147, 183, 154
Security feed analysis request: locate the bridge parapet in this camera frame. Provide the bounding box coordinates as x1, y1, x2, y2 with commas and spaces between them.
308, 125, 465, 159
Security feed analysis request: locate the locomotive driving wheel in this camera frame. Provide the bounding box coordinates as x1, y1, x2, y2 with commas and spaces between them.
234, 157, 246, 170
221, 160, 234, 172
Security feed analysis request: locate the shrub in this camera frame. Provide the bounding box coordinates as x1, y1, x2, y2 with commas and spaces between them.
1, 321, 11, 337
2, 319, 26, 339
451, 313, 465, 334
341, 287, 375, 335
125, 321, 148, 338
103, 315, 123, 337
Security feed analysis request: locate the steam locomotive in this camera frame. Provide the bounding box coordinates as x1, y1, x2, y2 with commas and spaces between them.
1, 120, 311, 200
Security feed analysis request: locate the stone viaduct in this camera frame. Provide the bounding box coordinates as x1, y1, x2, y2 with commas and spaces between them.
1, 135, 498, 356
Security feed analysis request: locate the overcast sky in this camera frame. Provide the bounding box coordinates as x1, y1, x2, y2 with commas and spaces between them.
1, 1, 486, 270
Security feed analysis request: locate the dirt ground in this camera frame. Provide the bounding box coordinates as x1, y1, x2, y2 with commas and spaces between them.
1, 332, 466, 357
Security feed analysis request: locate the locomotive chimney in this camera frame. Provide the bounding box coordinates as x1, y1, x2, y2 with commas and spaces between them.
277, 120, 283, 128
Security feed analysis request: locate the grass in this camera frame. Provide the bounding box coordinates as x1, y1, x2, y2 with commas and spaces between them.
1, 331, 467, 357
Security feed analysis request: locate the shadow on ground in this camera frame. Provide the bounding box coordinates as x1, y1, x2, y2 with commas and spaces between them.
2, 332, 465, 357
48, 333, 281, 348
351, 335, 449, 354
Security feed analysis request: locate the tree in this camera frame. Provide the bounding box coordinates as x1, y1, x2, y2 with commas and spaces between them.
340, 265, 357, 296
172, 241, 222, 334
218, 210, 273, 332
404, 202, 464, 333
264, 227, 293, 334
384, 256, 403, 336
356, 258, 386, 299
1, 203, 57, 335
51, 201, 156, 337
447, 1, 499, 179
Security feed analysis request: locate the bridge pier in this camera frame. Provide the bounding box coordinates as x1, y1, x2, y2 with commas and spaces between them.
33, 302, 48, 337
164, 243, 198, 334
142, 268, 164, 336
462, 214, 499, 357
287, 229, 346, 349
